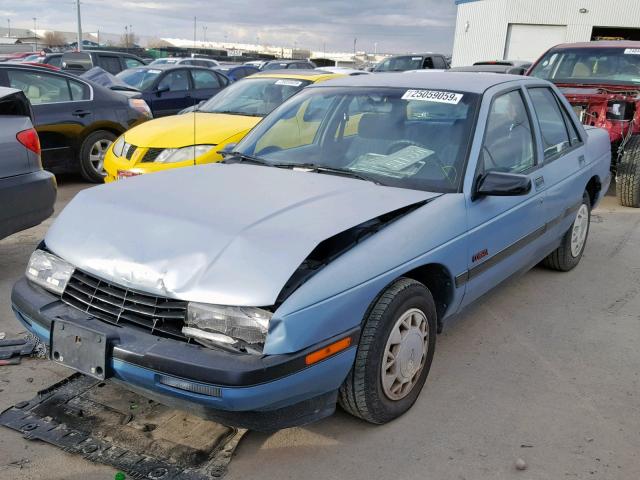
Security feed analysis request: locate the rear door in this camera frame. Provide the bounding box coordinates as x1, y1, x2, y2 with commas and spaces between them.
461, 86, 547, 306
3, 68, 92, 171
96, 54, 123, 75
524, 85, 588, 243
190, 69, 224, 103
149, 68, 193, 117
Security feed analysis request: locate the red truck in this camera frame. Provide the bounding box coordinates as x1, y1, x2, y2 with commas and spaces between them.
529, 41, 640, 207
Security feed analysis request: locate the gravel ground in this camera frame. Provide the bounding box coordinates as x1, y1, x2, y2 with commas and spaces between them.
0, 177, 638, 480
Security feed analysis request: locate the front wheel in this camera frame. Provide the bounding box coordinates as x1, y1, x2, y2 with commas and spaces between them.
543, 191, 591, 271
617, 135, 640, 208
338, 278, 437, 424
79, 130, 116, 183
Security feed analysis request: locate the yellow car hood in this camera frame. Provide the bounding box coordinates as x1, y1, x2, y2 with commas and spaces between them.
124, 112, 262, 148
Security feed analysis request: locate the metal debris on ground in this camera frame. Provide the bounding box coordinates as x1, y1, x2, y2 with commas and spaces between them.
24, 332, 48, 358
0, 338, 35, 365
0, 373, 247, 479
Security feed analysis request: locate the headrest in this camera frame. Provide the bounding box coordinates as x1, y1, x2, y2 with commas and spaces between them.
358, 113, 402, 140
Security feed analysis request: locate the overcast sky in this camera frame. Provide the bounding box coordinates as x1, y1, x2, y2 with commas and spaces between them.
0, 0, 458, 53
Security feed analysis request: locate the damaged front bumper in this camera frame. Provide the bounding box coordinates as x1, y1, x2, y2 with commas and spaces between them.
11, 277, 358, 431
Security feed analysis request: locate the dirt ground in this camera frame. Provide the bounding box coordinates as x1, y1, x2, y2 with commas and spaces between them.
0, 177, 638, 480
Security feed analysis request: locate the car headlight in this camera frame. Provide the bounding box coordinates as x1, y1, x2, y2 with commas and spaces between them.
184, 303, 272, 348
112, 136, 126, 157
25, 250, 75, 295
154, 145, 216, 164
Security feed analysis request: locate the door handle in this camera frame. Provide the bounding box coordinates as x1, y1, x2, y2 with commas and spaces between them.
578, 155, 586, 166
534, 176, 545, 189
72, 110, 92, 117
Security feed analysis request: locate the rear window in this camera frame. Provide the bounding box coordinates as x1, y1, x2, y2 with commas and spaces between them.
0, 91, 31, 117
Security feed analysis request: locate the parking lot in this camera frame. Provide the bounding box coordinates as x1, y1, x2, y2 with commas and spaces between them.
1, 177, 638, 479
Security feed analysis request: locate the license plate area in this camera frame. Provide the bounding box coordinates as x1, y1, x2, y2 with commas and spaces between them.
51, 321, 108, 380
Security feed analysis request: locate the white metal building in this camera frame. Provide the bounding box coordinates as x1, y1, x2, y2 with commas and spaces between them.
452, 0, 640, 66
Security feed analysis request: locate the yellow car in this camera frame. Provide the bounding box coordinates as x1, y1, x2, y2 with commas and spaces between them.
104, 71, 342, 182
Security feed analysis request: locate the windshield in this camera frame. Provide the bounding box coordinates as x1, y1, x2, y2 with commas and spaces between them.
149, 58, 178, 65
199, 77, 311, 116
263, 62, 291, 70
233, 86, 479, 193
116, 68, 162, 90
530, 47, 640, 85
374, 56, 424, 72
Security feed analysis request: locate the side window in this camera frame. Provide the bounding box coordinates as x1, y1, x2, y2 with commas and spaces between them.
124, 57, 145, 69
556, 96, 582, 145
98, 55, 122, 74
181, 60, 195, 66
216, 72, 229, 86
69, 79, 90, 100
48, 56, 62, 68
527, 87, 572, 159
158, 70, 191, 91
423, 57, 435, 69
7, 70, 72, 104
482, 90, 535, 174
192, 70, 220, 89
432, 56, 446, 69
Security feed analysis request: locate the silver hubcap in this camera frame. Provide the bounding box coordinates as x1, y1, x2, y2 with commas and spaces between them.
381, 308, 429, 401
570, 204, 589, 257
89, 139, 112, 175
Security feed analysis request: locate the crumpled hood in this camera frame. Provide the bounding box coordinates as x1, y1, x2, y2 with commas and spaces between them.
124, 112, 260, 148
45, 164, 438, 306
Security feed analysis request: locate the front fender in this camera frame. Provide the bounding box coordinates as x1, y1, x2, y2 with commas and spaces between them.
264, 194, 469, 354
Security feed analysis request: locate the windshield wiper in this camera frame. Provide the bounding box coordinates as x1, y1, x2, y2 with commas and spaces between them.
275, 163, 381, 185
222, 152, 272, 166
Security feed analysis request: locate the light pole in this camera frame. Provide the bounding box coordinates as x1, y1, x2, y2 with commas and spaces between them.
7, 19, 10, 38
353, 37, 357, 57
76, 0, 83, 50
202, 25, 207, 43
33, 17, 37, 51
124, 25, 128, 50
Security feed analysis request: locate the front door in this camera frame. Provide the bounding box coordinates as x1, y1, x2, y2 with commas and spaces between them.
150, 69, 193, 117
461, 87, 547, 306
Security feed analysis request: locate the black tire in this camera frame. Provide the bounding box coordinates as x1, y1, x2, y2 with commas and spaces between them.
543, 191, 591, 271
338, 278, 437, 424
79, 130, 116, 183
617, 135, 640, 208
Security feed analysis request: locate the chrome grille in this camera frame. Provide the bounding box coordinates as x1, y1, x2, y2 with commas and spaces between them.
61, 270, 188, 340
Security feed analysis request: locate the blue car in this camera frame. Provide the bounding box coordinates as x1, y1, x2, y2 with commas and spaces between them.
213, 64, 260, 82
11, 72, 611, 430
115, 64, 230, 117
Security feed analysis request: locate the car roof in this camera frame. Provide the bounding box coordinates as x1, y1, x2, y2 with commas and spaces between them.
0, 86, 22, 98
552, 40, 640, 49
309, 71, 532, 93
125, 64, 213, 71
387, 53, 445, 58
248, 70, 344, 82
266, 59, 310, 64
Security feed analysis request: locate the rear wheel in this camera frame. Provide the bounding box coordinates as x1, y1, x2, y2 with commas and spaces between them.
338, 278, 437, 424
617, 135, 640, 208
79, 130, 116, 183
543, 191, 591, 271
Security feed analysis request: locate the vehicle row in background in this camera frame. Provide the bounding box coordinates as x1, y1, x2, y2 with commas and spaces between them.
103, 70, 343, 182
0, 63, 152, 182
0, 87, 56, 240
372, 53, 450, 72
60, 50, 147, 75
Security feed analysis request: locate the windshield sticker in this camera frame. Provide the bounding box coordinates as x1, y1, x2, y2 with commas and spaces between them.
350, 145, 434, 179
412, 57, 423, 61
624, 48, 640, 55
275, 79, 303, 86
147, 69, 162, 74
402, 89, 463, 104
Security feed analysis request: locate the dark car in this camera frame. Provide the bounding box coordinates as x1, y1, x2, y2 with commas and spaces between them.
0, 87, 56, 239
61, 50, 147, 75
373, 53, 449, 72
33, 52, 63, 69
450, 64, 530, 75
261, 59, 317, 70
116, 64, 230, 117
472, 60, 532, 75
213, 64, 260, 81
0, 64, 152, 182
149, 57, 220, 69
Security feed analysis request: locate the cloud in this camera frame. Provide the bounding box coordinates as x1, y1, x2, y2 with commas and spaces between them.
6, 0, 457, 53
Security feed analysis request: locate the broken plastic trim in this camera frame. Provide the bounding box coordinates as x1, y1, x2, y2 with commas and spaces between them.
274, 199, 432, 307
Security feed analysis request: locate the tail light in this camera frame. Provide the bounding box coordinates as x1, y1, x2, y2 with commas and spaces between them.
16, 128, 41, 155
129, 98, 153, 119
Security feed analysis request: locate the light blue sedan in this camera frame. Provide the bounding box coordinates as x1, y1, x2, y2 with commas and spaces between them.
12, 72, 611, 430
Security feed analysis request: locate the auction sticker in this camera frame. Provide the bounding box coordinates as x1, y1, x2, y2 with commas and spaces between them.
402, 89, 463, 104
275, 79, 303, 87
624, 48, 640, 55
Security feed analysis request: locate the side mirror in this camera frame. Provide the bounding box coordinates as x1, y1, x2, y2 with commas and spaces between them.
218, 143, 237, 157
474, 171, 532, 199
155, 85, 170, 96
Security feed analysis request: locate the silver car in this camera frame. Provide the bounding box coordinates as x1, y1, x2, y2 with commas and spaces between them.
0, 87, 56, 240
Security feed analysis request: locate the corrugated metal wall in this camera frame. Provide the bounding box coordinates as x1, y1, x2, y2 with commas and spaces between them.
452, 0, 640, 66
